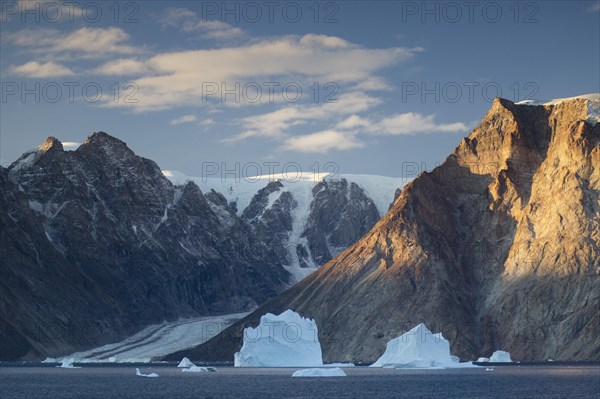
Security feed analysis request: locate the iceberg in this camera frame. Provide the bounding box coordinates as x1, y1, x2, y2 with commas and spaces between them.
370, 324, 476, 369
56, 358, 80, 369
489, 350, 512, 363
476, 357, 490, 363
177, 357, 196, 368
292, 368, 347, 377
135, 368, 159, 378
324, 362, 355, 367
182, 366, 218, 373
234, 309, 323, 367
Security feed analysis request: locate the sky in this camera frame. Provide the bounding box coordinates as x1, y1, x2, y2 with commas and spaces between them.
1, 0, 599, 179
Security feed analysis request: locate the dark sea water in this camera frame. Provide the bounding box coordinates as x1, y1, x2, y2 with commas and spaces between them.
1, 365, 598, 399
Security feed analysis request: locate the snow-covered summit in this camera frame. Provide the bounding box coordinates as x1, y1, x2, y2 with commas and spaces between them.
516, 93, 600, 123
162, 170, 406, 217
163, 169, 408, 282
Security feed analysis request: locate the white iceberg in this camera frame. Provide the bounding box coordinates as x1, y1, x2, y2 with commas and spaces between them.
324, 362, 355, 367
370, 324, 476, 369
56, 358, 80, 369
489, 350, 512, 363
476, 357, 490, 363
234, 309, 323, 367
42, 357, 57, 363
177, 357, 196, 368
182, 366, 218, 373
135, 368, 159, 378
292, 368, 347, 377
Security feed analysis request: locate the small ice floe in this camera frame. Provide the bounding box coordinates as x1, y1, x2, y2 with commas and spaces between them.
182, 366, 218, 373
177, 357, 196, 368
324, 363, 355, 367
56, 358, 81, 369
136, 368, 159, 378
485, 368, 494, 371
292, 368, 347, 377
489, 350, 512, 363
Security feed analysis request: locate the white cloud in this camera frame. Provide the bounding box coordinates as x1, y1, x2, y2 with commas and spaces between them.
230, 104, 467, 153
171, 114, 197, 125
352, 77, 392, 91
98, 34, 420, 111
10, 61, 74, 78
298, 34, 351, 49
369, 113, 468, 135
283, 130, 364, 153
62, 142, 81, 149
9, 27, 139, 58
159, 8, 245, 40
201, 118, 215, 126
336, 115, 372, 130
93, 59, 149, 76
231, 92, 381, 140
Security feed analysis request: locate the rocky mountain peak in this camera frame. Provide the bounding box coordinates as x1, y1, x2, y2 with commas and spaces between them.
38, 136, 63, 153
79, 131, 135, 160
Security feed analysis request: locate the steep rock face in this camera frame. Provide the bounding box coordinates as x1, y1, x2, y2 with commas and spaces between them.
1, 132, 288, 360
302, 179, 380, 266
238, 177, 388, 278
174, 97, 599, 363
241, 181, 297, 267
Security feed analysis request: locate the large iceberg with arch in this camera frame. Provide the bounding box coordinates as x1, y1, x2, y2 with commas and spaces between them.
234, 310, 323, 367
370, 324, 476, 369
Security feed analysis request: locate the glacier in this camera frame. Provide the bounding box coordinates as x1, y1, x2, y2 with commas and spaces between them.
163, 170, 409, 283
370, 324, 476, 369
65, 312, 247, 363
234, 310, 323, 367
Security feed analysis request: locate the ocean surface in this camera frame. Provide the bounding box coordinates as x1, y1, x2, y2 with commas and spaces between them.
1, 365, 598, 399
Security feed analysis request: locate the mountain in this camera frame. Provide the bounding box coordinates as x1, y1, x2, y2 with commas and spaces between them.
164, 170, 406, 282
170, 95, 600, 363
0, 133, 402, 361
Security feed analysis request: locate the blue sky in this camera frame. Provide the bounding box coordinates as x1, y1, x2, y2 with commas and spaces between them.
1, 0, 599, 178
